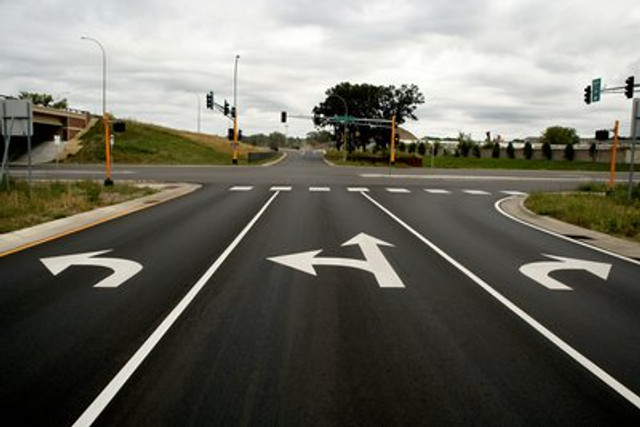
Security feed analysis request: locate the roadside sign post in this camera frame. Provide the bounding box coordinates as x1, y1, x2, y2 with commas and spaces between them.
1, 99, 33, 187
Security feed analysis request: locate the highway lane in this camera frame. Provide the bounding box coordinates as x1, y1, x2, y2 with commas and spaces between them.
0, 185, 275, 425
2, 152, 640, 425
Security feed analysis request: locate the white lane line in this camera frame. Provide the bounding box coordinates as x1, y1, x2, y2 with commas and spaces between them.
424, 189, 451, 194
309, 187, 331, 192
71, 191, 282, 427
463, 189, 491, 195
501, 191, 528, 196
229, 186, 254, 192
270, 186, 292, 192
386, 188, 411, 193
360, 190, 640, 411
495, 196, 640, 267
347, 187, 369, 192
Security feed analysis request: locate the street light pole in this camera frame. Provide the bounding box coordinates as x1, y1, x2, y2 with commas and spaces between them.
232, 54, 240, 164
196, 94, 201, 133
81, 36, 112, 186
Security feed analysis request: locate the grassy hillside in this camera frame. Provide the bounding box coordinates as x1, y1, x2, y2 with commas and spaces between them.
67, 119, 265, 165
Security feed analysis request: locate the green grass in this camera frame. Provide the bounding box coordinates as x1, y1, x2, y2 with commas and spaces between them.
427, 156, 630, 171
326, 149, 630, 171
525, 183, 640, 243
67, 119, 263, 165
0, 179, 156, 233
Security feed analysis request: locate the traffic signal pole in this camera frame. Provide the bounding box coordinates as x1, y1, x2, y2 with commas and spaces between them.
390, 115, 396, 165
610, 120, 619, 189
232, 111, 239, 165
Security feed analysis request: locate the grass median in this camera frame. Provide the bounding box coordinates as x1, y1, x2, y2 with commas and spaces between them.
525, 183, 640, 243
0, 179, 156, 233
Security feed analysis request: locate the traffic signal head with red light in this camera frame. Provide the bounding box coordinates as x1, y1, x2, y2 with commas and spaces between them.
625, 76, 635, 99
584, 85, 592, 105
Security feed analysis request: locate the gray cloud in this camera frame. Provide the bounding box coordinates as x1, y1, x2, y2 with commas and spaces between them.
1, 0, 638, 140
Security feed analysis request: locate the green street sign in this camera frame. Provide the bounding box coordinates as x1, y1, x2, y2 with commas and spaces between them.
334, 115, 354, 123
592, 78, 602, 103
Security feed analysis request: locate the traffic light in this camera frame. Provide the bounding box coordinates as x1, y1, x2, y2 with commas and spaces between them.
625, 76, 635, 99
206, 91, 213, 109
223, 101, 230, 116
584, 85, 592, 105
238, 129, 243, 141
231, 107, 236, 118
281, 111, 287, 123
227, 128, 234, 140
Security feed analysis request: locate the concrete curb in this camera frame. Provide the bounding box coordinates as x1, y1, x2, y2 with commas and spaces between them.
261, 152, 287, 167
499, 195, 640, 260
0, 182, 201, 257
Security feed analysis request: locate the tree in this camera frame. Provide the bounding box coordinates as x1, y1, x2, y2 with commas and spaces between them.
417, 142, 426, 156
18, 91, 68, 109
564, 143, 575, 161
541, 126, 580, 146
492, 143, 500, 158
542, 141, 553, 160
398, 142, 407, 153
506, 142, 515, 159
312, 82, 425, 151
524, 141, 533, 159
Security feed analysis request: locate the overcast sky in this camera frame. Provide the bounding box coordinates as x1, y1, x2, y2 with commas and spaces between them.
1, 0, 639, 140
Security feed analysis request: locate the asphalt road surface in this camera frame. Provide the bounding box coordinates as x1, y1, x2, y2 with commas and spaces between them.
2, 151, 640, 426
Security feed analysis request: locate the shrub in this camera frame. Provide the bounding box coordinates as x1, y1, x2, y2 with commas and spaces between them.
417, 142, 426, 156
506, 142, 515, 159
589, 142, 598, 161
564, 143, 575, 161
472, 145, 481, 158
524, 141, 533, 159
492, 143, 500, 159
408, 143, 416, 154
398, 142, 406, 153
542, 142, 552, 160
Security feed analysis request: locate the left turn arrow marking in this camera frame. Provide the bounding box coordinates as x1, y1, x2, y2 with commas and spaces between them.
41, 249, 143, 288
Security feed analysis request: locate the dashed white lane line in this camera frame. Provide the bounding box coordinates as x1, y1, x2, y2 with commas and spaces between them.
270, 186, 292, 192
424, 189, 451, 194
229, 186, 254, 192
347, 187, 370, 192
309, 187, 331, 192
463, 189, 491, 195
386, 188, 411, 193
501, 191, 528, 196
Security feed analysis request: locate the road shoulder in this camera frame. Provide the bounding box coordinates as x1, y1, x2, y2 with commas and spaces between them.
0, 182, 201, 257
499, 195, 640, 260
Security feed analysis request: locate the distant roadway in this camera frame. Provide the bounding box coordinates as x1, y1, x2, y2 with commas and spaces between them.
2, 151, 639, 426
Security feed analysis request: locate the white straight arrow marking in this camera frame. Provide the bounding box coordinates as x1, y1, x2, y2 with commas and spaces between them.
519, 254, 612, 291
268, 233, 404, 288
41, 249, 143, 288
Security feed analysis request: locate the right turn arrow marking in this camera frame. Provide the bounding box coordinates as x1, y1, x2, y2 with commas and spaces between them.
519, 254, 612, 291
